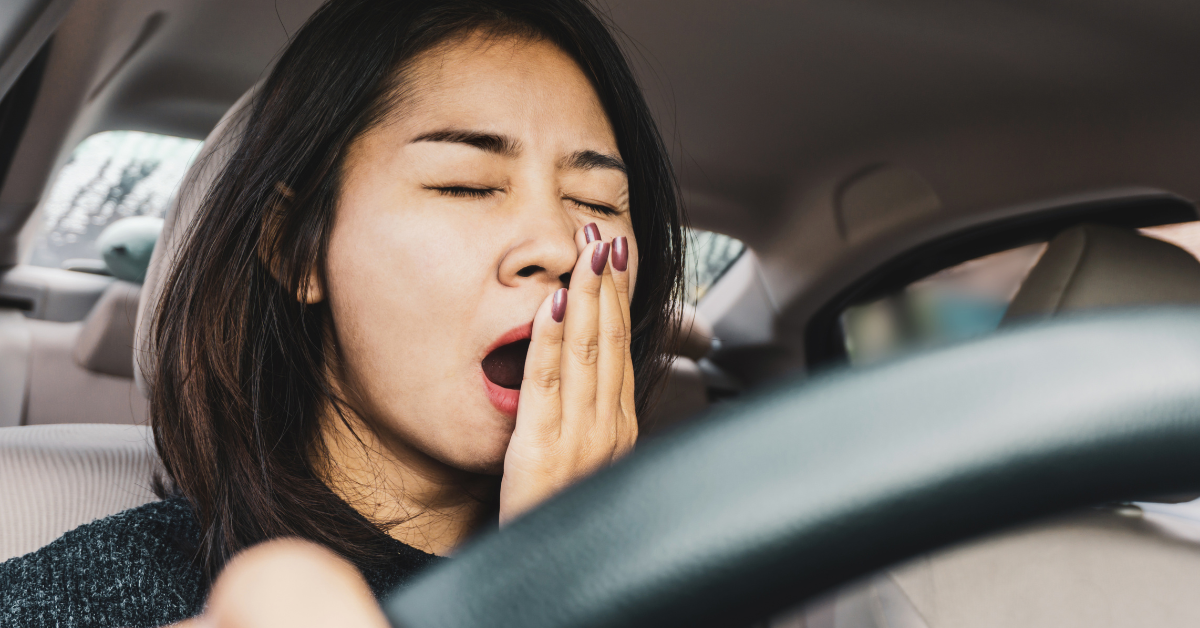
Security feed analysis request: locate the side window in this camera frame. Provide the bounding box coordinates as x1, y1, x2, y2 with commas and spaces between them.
839, 220, 1200, 366
841, 243, 1047, 365
685, 228, 745, 304
26, 130, 203, 271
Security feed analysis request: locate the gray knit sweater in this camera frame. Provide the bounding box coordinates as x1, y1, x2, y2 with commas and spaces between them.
0, 498, 444, 627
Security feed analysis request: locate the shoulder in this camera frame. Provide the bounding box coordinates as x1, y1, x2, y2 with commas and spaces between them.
0, 497, 206, 628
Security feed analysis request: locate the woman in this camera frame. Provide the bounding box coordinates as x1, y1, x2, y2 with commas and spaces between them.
0, 0, 684, 626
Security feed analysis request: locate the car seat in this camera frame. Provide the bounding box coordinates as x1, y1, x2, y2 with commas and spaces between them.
3, 214, 163, 427
1002, 222, 1200, 323
0, 423, 158, 561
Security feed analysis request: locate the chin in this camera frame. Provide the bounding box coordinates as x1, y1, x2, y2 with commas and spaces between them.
437, 423, 512, 476
447, 448, 508, 476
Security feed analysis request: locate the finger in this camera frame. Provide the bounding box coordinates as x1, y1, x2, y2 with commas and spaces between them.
611, 235, 632, 323
618, 347, 638, 457
611, 236, 638, 457
516, 288, 568, 441
560, 238, 607, 441
596, 244, 627, 455
575, 221, 602, 253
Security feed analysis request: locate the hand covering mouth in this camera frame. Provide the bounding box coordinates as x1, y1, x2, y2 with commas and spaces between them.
482, 339, 530, 390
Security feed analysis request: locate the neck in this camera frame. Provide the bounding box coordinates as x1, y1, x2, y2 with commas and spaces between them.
316, 407, 498, 556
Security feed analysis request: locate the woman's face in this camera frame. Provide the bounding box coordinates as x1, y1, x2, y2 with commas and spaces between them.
325, 33, 638, 475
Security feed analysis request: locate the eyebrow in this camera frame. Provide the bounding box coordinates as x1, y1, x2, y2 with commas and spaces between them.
562, 150, 626, 175
411, 129, 519, 156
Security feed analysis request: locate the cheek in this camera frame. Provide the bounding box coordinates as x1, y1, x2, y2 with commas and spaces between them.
328, 216, 452, 311
323, 201, 487, 382
329, 147, 481, 306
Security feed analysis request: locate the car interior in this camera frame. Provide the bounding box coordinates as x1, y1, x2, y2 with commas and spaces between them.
6, 0, 1200, 626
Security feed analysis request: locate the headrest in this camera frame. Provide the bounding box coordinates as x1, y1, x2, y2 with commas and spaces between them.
96, 216, 163, 283
133, 86, 258, 397
1002, 223, 1200, 324
74, 279, 140, 379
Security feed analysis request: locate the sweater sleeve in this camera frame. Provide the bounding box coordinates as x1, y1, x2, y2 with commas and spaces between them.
0, 498, 207, 628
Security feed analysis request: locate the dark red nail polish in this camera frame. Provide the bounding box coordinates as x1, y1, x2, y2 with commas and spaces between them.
612, 236, 628, 272
552, 288, 567, 322
591, 242, 610, 275
584, 223, 601, 243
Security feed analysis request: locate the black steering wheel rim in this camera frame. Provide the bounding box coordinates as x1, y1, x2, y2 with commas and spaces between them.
386, 310, 1200, 628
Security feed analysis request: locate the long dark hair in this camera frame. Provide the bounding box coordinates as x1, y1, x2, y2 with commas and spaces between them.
150, 0, 684, 581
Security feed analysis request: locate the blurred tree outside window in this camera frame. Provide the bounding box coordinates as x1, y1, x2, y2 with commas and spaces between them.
26, 130, 202, 270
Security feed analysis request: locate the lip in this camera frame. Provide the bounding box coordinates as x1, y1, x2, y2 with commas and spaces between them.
482, 322, 533, 417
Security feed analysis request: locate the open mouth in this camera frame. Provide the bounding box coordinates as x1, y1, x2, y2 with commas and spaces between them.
482, 338, 530, 390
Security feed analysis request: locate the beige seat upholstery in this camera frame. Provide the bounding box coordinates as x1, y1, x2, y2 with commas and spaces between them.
889, 509, 1200, 628
0, 309, 31, 427
0, 424, 159, 562
72, 279, 141, 380
21, 278, 148, 426
0, 265, 147, 426
0, 267, 147, 427
1003, 222, 1200, 323
777, 508, 1200, 628
787, 223, 1200, 628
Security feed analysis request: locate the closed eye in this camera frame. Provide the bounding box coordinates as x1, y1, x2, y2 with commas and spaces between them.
426, 185, 499, 199
566, 196, 619, 216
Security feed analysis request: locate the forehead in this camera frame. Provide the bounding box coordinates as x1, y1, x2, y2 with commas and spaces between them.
394, 33, 617, 150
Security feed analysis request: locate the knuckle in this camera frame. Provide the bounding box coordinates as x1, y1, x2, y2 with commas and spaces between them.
528, 427, 562, 449
600, 320, 627, 345
576, 276, 602, 297
568, 335, 600, 366
613, 275, 631, 294
524, 364, 560, 393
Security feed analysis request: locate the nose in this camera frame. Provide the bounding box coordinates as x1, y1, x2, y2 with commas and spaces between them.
498, 213, 578, 290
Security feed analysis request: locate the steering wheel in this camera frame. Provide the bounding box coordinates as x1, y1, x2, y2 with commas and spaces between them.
384, 310, 1200, 628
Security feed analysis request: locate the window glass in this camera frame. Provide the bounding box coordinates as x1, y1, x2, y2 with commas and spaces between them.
840, 220, 1200, 365
841, 243, 1046, 365
26, 130, 203, 270
685, 229, 745, 304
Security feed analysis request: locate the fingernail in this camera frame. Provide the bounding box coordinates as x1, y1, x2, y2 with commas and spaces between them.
591, 242, 610, 275
584, 223, 601, 243
551, 288, 567, 323
612, 236, 628, 272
